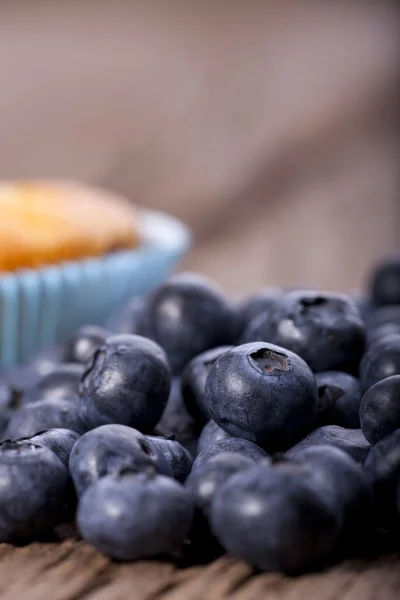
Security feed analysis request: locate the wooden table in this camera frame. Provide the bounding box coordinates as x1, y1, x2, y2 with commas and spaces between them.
1, 530, 400, 600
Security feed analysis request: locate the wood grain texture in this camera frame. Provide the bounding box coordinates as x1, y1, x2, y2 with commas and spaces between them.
0, 534, 400, 600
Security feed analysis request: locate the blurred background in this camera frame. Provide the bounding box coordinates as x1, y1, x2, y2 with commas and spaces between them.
0, 0, 399, 293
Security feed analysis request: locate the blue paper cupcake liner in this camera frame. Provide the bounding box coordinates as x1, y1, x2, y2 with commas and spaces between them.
0, 210, 191, 369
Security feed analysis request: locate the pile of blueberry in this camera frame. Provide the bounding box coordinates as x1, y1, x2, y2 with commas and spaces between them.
1, 258, 400, 574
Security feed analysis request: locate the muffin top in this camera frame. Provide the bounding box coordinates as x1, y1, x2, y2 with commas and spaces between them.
0, 180, 140, 272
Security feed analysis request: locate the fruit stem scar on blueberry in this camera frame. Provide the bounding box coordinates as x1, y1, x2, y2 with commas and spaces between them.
139, 441, 154, 456
248, 348, 289, 374
300, 296, 327, 309
1, 440, 40, 452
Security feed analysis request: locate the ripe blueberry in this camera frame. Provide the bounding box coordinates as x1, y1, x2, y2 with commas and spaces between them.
135, 273, 237, 374
370, 256, 400, 306
6, 398, 86, 439
236, 288, 281, 337
0, 440, 71, 541
191, 437, 268, 476
69, 424, 172, 496
206, 342, 318, 450
364, 429, 400, 526
367, 323, 400, 347
146, 435, 193, 482
241, 290, 365, 374
291, 445, 373, 550
77, 472, 194, 561
79, 334, 171, 432
185, 452, 255, 518
360, 336, 400, 392
153, 378, 198, 455
181, 346, 234, 426
197, 420, 231, 455
360, 375, 400, 445
30, 428, 80, 469
210, 462, 340, 573
286, 426, 370, 464
316, 371, 361, 428
364, 305, 400, 336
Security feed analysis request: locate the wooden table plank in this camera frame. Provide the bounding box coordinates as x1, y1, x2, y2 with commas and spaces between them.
0, 535, 399, 600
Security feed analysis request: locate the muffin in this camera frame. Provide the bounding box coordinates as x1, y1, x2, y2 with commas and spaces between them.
0, 180, 140, 272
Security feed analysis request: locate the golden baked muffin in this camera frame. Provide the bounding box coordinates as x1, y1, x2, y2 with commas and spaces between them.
0, 180, 140, 272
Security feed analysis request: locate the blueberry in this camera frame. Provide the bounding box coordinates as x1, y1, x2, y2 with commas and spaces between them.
370, 256, 400, 306
6, 398, 86, 439
153, 378, 198, 456
185, 452, 256, 518
206, 342, 318, 450
367, 323, 400, 347
77, 472, 194, 561
360, 375, 400, 445
349, 292, 373, 323
291, 445, 373, 549
0, 440, 72, 541
236, 288, 281, 336
23, 363, 85, 404
104, 297, 146, 335
360, 336, 400, 392
64, 325, 111, 365
364, 305, 400, 331
210, 462, 340, 573
315, 371, 361, 428
181, 346, 234, 426
135, 273, 237, 374
30, 429, 81, 469
78, 334, 171, 432
146, 435, 193, 482
241, 290, 365, 374
364, 429, 400, 525
286, 426, 370, 463
197, 420, 231, 454
69, 424, 172, 496
192, 438, 268, 475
